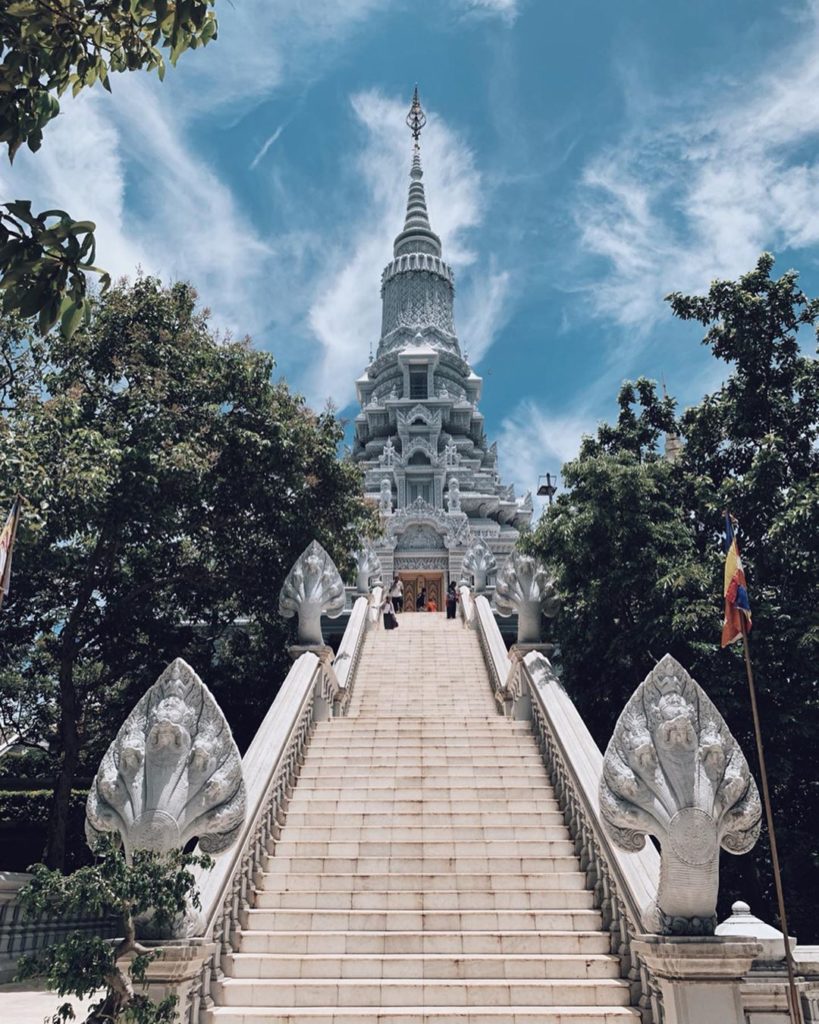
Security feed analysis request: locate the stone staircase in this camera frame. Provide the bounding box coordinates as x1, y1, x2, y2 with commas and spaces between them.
207, 612, 638, 1023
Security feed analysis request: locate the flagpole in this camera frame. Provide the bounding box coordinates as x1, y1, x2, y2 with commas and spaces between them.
740, 619, 803, 1024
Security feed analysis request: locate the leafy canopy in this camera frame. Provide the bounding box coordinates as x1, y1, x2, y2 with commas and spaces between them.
0, 277, 376, 870
16, 840, 213, 1024
0, 1, 217, 336
524, 254, 819, 939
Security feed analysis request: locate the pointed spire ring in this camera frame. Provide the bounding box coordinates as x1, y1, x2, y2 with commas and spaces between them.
406, 85, 426, 143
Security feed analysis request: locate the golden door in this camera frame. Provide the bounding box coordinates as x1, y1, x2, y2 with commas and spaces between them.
401, 572, 444, 611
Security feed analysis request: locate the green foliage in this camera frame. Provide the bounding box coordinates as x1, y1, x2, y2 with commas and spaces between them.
16, 840, 212, 1023
0, 788, 87, 824
0, 0, 217, 336
525, 254, 819, 939
0, 278, 377, 869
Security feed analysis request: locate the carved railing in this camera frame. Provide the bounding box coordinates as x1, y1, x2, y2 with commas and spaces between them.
472, 602, 663, 1023
330, 595, 369, 713
182, 600, 373, 1022
457, 584, 475, 629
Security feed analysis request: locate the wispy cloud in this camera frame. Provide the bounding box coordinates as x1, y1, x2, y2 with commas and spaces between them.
305, 89, 512, 409
250, 123, 287, 171
460, 0, 521, 23
574, 2, 819, 332
0, 79, 274, 337
497, 398, 595, 515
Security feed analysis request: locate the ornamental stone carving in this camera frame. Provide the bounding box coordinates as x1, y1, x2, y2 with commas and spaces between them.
600, 654, 762, 936
379, 478, 393, 513
494, 551, 559, 643
353, 544, 382, 593
446, 477, 461, 512
279, 540, 346, 645
461, 536, 497, 593
86, 658, 245, 859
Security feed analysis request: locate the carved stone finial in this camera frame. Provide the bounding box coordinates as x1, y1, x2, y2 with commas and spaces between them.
353, 543, 382, 594
446, 477, 461, 513
379, 477, 393, 513
279, 540, 346, 645
86, 658, 245, 859
600, 654, 762, 936
493, 551, 559, 643
461, 536, 497, 593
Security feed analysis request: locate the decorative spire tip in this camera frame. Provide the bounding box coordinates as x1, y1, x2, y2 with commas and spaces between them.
406, 85, 426, 144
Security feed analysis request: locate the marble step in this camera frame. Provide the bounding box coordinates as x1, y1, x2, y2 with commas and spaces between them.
286, 786, 557, 798
267, 873, 588, 893
221, 951, 619, 980
297, 766, 544, 778
212, 977, 631, 1008
205, 1007, 640, 1024
272, 826, 569, 842
278, 817, 566, 832
240, 909, 604, 932
252, 889, 595, 911
268, 835, 569, 851
262, 856, 581, 875
268, 840, 577, 858
234, 929, 614, 956
284, 794, 559, 808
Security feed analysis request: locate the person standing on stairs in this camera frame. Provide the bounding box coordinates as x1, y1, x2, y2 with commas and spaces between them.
416, 586, 427, 611
445, 581, 457, 619
381, 593, 399, 629
389, 575, 404, 613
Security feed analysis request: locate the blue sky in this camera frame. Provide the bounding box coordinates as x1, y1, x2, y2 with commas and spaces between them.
5, 0, 819, 502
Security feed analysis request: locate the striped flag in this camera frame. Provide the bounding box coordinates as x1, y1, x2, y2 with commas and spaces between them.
721, 512, 752, 647
0, 497, 21, 608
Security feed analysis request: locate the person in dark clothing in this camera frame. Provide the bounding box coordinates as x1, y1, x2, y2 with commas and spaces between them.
445, 582, 458, 619
416, 587, 427, 611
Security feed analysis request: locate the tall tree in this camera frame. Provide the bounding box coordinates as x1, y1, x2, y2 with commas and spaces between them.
1, 1, 217, 335
0, 277, 376, 869
525, 254, 819, 939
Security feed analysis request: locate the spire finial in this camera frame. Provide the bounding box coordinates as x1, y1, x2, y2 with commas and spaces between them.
406, 85, 426, 144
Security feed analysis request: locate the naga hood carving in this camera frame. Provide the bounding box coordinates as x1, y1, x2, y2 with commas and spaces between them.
494, 551, 559, 643
353, 543, 382, 593
279, 539, 346, 645
86, 658, 246, 859
600, 653, 761, 935
461, 536, 497, 592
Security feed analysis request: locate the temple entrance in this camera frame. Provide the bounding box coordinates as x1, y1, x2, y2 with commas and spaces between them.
401, 572, 444, 612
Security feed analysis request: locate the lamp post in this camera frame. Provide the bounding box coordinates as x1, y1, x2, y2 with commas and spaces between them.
536, 472, 558, 505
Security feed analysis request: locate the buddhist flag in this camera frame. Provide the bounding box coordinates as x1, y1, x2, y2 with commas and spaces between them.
721, 512, 752, 647
0, 496, 21, 608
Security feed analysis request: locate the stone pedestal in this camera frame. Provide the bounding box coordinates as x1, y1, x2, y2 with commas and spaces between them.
633, 936, 762, 1024
122, 939, 215, 1024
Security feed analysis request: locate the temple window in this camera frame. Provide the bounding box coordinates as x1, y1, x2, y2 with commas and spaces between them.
409, 367, 428, 399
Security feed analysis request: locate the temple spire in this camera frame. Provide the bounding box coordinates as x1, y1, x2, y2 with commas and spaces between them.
394, 87, 441, 258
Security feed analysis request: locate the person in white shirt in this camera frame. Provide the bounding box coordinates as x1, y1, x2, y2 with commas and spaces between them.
389, 576, 404, 613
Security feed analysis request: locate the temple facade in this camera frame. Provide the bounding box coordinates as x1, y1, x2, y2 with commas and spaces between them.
352, 91, 532, 610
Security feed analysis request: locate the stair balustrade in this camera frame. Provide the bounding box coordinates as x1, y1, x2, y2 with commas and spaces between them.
174, 596, 372, 1023
472, 593, 664, 1023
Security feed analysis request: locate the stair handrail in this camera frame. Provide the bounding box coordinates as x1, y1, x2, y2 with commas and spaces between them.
471, 597, 662, 1023
330, 595, 369, 712
457, 584, 476, 629
193, 651, 322, 942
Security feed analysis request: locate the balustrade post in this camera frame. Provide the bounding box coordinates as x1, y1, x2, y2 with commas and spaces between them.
632, 937, 761, 1024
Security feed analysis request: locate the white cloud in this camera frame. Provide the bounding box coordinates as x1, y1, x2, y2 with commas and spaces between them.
1, 79, 274, 337
575, 5, 819, 332
250, 123, 287, 171
305, 89, 511, 408
460, 0, 520, 23
162, 0, 391, 115
497, 399, 594, 515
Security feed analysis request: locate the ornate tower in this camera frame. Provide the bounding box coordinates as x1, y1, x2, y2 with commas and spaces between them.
352, 89, 532, 602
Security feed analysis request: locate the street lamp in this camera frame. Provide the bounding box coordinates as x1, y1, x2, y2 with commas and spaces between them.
536, 472, 558, 504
